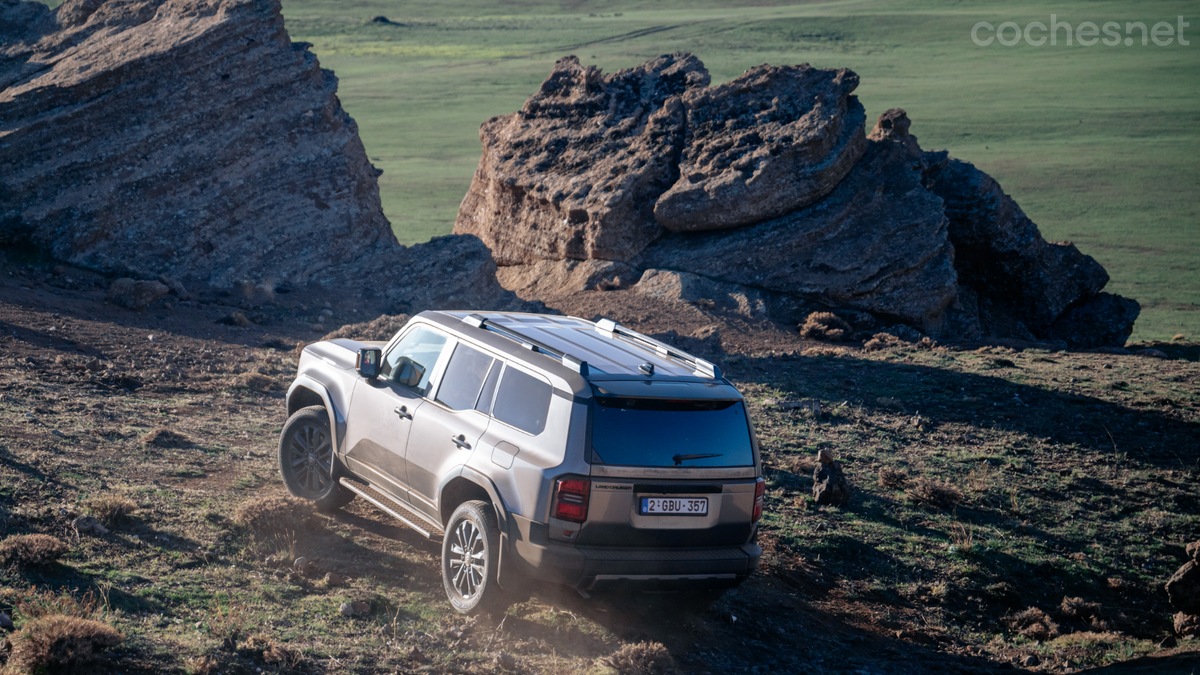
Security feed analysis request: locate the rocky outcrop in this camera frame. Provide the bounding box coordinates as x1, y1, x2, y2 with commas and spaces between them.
654, 64, 865, 233
455, 55, 1140, 346
455, 54, 709, 265
0, 0, 520, 313
639, 117, 957, 332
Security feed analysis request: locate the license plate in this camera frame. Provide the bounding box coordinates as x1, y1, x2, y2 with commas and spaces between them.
639, 497, 708, 516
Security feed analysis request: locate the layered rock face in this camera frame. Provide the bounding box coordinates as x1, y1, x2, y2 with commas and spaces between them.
456, 55, 1139, 345
0, 0, 516, 312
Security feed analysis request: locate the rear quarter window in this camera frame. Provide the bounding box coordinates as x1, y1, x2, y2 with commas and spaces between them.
491, 367, 552, 435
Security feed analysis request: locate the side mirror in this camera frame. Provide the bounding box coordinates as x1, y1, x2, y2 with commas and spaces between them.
394, 357, 426, 389
356, 348, 382, 379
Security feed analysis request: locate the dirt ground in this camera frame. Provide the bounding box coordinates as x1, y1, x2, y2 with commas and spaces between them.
1, 255, 1198, 674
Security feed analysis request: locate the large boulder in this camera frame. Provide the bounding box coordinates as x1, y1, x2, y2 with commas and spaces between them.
638, 114, 957, 333
454, 53, 709, 265
1166, 560, 1200, 616
653, 64, 866, 233
0, 0, 522, 312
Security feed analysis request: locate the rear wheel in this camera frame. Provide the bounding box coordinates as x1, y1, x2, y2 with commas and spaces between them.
442, 500, 508, 615
278, 405, 354, 512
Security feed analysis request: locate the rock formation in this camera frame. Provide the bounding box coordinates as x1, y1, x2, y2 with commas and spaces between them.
456, 55, 1140, 346
0, 0, 517, 313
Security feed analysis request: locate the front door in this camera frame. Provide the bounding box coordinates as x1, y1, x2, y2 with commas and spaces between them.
342, 326, 450, 502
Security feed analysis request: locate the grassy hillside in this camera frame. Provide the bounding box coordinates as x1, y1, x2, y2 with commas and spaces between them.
275, 0, 1199, 342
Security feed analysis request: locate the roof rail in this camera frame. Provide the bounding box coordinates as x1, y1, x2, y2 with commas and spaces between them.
592, 317, 721, 379
462, 314, 590, 377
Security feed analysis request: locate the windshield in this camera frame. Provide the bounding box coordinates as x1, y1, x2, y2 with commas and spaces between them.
590, 397, 754, 467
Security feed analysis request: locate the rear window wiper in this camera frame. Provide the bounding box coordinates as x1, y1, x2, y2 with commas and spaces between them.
672, 453, 723, 466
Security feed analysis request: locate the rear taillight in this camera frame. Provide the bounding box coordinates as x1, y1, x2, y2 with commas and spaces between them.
553, 477, 590, 523
752, 477, 765, 523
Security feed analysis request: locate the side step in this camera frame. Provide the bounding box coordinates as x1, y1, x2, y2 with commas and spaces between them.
339, 477, 444, 540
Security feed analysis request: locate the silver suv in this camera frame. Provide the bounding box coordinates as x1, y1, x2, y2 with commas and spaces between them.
279, 311, 764, 614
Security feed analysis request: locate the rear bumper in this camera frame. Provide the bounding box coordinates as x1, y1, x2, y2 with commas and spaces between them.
502, 514, 761, 592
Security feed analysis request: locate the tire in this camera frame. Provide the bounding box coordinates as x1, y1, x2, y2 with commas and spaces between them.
442, 500, 508, 615
278, 405, 354, 512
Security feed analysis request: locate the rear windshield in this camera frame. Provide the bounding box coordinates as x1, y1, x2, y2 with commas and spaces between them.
590, 398, 754, 467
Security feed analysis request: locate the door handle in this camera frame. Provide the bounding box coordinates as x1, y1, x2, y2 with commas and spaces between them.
451, 434, 471, 450
394, 406, 412, 420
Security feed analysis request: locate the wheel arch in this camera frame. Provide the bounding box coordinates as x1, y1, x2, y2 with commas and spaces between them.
285, 376, 344, 455
438, 467, 510, 531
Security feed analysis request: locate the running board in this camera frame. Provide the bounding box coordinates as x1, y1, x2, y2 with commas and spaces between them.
339, 478, 444, 540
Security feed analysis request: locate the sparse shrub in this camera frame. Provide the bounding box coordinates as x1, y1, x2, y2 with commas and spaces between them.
799, 312, 852, 342
601, 641, 678, 675
263, 641, 300, 668
233, 496, 317, 542
878, 467, 908, 490
906, 478, 963, 509
1004, 607, 1060, 641
863, 332, 904, 351
141, 427, 191, 448
3, 615, 122, 674
84, 497, 137, 528
0, 534, 69, 567
1060, 596, 1109, 630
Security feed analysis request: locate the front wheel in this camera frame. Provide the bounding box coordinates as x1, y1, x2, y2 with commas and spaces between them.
442, 500, 508, 615
278, 405, 354, 512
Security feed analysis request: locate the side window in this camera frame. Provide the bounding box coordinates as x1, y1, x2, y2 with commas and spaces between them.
435, 343, 495, 411
381, 327, 448, 395
492, 367, 552, 435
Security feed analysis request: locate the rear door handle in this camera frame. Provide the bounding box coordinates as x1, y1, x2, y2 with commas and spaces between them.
451, 434, 471, 450
394, 406, 412, 420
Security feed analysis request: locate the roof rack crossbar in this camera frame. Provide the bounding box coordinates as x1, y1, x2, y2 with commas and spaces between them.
462, 314, 590, 376
587, 316, 721, 379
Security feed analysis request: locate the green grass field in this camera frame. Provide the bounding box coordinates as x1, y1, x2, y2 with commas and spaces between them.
38, 0, 1200, 340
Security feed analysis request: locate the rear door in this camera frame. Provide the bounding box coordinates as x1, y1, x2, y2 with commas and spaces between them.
404, 341, 497, 520
576, 394, 761, 548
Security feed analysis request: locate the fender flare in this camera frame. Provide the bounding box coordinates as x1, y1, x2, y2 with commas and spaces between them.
286, 375, 345, 456
438, 466, 528, 595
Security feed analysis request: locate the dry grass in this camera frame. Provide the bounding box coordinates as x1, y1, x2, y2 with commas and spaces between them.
877, 467, 908, 490
1004, 607, 1061, 641
2, 615, 122, 674
906, 478, 963, 510
141, 427, 191, 448
863, 332, 905, 351
318, 313, 410, 342
233, 372, 275, 391
84, 496, 137, 528
233, 496, 317, 542
799, 312, 853, 342
600, 641, 678, 675
184, 655, 219, 675
2, 586, 99, 621
0, 535, 69, 568
800, 345, 847, 357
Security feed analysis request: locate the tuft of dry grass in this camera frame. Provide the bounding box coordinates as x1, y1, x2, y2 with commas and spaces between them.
319, 313, 410, 342
1004, 607, 1060, 641
0, 534, 69, 568
800, 345, 846, 357
184, 655, 219, 675
233, 496, 317, 542
3, 615, 123, 674
84, 496, 137, 528
600, 641, 678, 675
877, 467, 908, 490
141, 427, 191, 448
4, 587, 99, 621
233, 372, 275, 391
906, 478, 963, 509
799, 312, 853, 342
